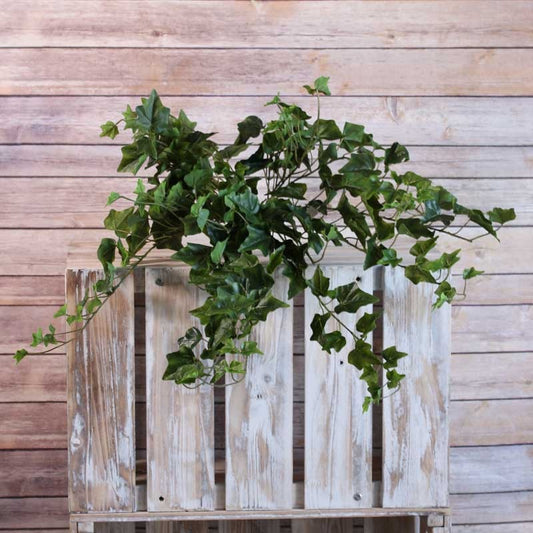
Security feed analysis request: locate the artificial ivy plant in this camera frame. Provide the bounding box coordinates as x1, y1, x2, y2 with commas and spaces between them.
15, 77, 515, 409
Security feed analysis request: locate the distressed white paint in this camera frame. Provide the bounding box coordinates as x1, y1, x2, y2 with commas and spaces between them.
145, 267, 215, 511
304, 265, 374, 510
67, 269, 136, 512
381, 267, 451, 508
225, 273, 293, 510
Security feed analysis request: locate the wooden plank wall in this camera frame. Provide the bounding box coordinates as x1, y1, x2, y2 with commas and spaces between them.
0, 0, 532, 530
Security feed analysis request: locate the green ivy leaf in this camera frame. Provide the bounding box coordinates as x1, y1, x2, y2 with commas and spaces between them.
463, 266, 484, 280
99, 121, 119, 139
334, 283, 379, 314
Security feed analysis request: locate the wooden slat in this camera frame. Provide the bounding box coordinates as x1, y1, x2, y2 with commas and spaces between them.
304, 265, 373, 508
225, 273, 293, 510
219, 522, 280, 533
292, 519, 353, 533
363, 517, 419, 533
0, 450, 67, 497
1, 176, 528, 229
66, 269, 136, 512
450, 445, 533, 493
381, 267, 450, 508
94, 525, 135, 533
2, 145, 532, 178
3, 350, 533, 404
450, 399, 533, 446
3, 397, 532, 451
0, 354, 66, 401
4, 444, 532, 500
3, 1, 533, 48
145, 267, 215, 511
1, 48, 532, 96
2, 271, 532, 308
451, 491, 533, 524
451, 352, 533, 400
146, 523, 208, 533
0, 497, 68, 529
453, 524, 533, 533
3, 96, 533, 146
0, 227, 528, 277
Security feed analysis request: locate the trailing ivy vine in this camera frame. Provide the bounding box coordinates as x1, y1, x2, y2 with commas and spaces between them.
15, 78, 515, 409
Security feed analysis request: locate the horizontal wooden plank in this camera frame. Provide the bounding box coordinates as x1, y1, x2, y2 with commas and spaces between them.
0, 226, 528, 276
450, 445, 533, 493
2, 398, 531, 450
0, 450, 67, 497
451, 491, 533, 524
1, 177, 526, 228
2, 272, 531, 308
5, 444, 531, 498
0, 497, 68, 529
2, 96, 533, 146
451, 352, 533, 400
1, 350, 531, 404
0, 355, 66, 402
2, 145, 531, 178
453, 524, 533, 533
450, 399, 533, 446
3, 299, 530, 355
0, 275, 64, 305
3, 1, 533, 48
1, 49, 532, 96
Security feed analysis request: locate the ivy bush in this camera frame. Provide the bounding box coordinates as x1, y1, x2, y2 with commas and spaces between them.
15, 78, 515, 409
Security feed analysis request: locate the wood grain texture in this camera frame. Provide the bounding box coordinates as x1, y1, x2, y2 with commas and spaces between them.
225, 273, 293, 510
450, 445, 533, 493
1, 48, 532, 96
304, 265, 373, 509
4, 397, 532, 450
2, 226, 529, 277
363, 517, 419, 533
66, 269, 136, 512
2, 145, 532, 178
3, 96, 532, 146
146, 523, 208, 533
0, 497, 68, 529
381, 267, 450, 508
219, 521, 280, 533
3, 1, 533, 48
292, 519, 353, 533
145, 267, 215, 511
1, 177, 527, 229
0, 450, 67, 497
94, 525, 135, 533
451, 491, 533, 524
2, 271, 532, 308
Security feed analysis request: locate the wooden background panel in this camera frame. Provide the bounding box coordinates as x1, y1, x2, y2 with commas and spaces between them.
1, 0, 531, 528
1, 48, 532, 96
3, 1, 533, 49
1, 226, 530, 276
3, 96, 533, 146
1, 177, 529, 228
2, 271, 532, 307
2, 145, 531, 177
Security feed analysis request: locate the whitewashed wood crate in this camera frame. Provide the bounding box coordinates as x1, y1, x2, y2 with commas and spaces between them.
66, 265, 451, 533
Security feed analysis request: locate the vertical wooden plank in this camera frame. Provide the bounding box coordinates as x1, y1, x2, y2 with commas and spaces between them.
304, 265, 373, 510
225, 273, 293, 510
363, 517, 419, 533
292, 518, 353, 533
381, 267, 451, 508
146, 522, 208, 533
219, 521, 280, 533
94, 524, 135, 533
67, 269, 135, 512
145, 267, 215, 511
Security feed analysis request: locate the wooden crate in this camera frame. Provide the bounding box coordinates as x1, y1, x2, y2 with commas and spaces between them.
66, 264, 451, 533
